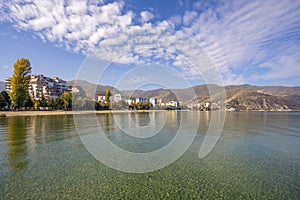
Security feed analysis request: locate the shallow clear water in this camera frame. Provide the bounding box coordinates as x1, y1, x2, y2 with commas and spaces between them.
0, 112, 299, 199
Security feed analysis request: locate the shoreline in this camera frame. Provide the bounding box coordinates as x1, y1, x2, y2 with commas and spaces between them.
1, 109, 300, 117
0, 110, 167, 117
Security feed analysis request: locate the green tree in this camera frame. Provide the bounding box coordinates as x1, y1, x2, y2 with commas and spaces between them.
48, 98, 55, 110
0, 91, 11, 110
54, 97, 64, 110
24, 97, 34, 109
9, 58, 31, 109
105, 89, 111, 108
38, 96, 47, 108
62, 92, 72, 110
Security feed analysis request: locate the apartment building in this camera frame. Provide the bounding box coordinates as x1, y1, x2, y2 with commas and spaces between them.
5, 77, 11, 93
5, 75, 70, 100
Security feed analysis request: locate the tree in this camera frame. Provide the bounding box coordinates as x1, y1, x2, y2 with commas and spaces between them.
34, 101, 40, 109
39, 96, 47, 108
9, 58, 31, 109
105, 89, 111, 108
48, 98, 55, 110
54, 97, 64, 110
61, 92, 72, 110
0, 91, 11, 110
24, 97, 34, 109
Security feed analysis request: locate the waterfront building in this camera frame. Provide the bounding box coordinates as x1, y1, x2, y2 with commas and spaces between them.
114, 94, 124, 102
5, 75, 70, 100
135, 97, 149, 103
149, 97, 157, 106
166, 101, 180, 108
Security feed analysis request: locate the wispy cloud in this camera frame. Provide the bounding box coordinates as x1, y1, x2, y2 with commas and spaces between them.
1, 0, 300, 85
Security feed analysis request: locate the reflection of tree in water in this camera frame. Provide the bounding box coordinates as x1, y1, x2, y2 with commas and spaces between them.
104, 113, 110, 132
32, 115, 75, 144
7, 117, 29, 170
131, 112, 150, 127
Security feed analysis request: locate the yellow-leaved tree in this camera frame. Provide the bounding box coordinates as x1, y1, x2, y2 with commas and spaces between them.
9, 58, 31, 109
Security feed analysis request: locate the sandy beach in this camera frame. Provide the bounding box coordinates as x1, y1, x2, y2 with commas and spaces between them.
0, 110, 167, 117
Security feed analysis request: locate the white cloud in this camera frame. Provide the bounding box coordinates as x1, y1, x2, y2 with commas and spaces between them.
2, 0, 132, 54
66, 0, 87, 15
178, 0, 300, 84
140, 11, 154, 23
250, 46, 300, 82
182, 11, 197, 26
1, 0, 300, 85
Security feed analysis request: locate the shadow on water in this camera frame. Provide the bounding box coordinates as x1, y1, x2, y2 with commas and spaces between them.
6, 117, 29, 171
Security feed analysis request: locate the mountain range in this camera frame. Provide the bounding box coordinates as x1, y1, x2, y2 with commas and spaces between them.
1, 79, 299, 111
68, 80, 300, 111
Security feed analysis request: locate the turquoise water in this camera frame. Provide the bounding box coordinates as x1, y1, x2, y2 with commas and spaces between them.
0, 112, 299, 199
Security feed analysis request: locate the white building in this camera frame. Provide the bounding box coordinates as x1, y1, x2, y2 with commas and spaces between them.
29, 75, 70, 100
205, 102, 211, 108
126, 99, 135, 105
97, 95, 106, 102
114, 94, 124, 102
97, 94, 112, 103
71, 86, 85, 97
6, 75, 70, 100
167, 101, 180, 108
149, 97, 157, 106
135, 97, 149, 103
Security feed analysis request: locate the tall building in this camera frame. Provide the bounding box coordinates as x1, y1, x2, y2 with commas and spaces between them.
6, 75, 70, 100
29, 75, 70, 100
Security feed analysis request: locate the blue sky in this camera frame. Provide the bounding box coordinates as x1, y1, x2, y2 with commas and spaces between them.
0, 0, 300, 89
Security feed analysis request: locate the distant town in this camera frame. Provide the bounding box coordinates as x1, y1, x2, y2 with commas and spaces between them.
2, 73, 183, 111
1, 58, 299, 112
2, 72, 300, 112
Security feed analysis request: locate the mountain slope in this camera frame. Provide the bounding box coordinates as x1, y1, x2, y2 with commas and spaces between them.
225, 89, 300, 111
0, 81, 5, 91
67, 80, 122, 98
68, 80, 300, 110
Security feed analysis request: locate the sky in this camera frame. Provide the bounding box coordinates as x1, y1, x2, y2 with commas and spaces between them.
0, 0, 300, 89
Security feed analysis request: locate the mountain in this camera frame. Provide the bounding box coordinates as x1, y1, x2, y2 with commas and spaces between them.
123, 84, 300, 111
224, 89, 300, 111
68, 80, 300, 111
0, 81, 5, 91
224, 84, 300, 96
67, 80, 122, 98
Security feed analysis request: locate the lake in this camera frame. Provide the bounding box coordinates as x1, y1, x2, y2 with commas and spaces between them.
0, 111, 299, 199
